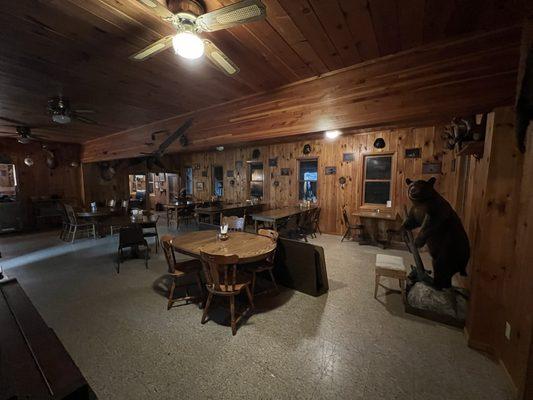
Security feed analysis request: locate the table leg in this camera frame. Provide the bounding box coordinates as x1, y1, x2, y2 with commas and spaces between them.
254, 220, 258, 232
273, 220, 277, 231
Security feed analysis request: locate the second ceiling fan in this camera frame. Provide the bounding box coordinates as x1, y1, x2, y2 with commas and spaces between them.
130, 0, 266, 76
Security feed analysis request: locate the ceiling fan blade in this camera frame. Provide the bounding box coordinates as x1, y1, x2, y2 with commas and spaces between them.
129, 35, 174, 61
203, 40, 239, 76
0, 116, 25, 125
156, 118, 193, 156
196, 0, 266, 32
73, 114, 97, 125
73, 109, 95, 114
134, 0, 174, 20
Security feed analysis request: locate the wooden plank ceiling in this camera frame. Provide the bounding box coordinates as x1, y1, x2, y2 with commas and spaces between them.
0, 0, 525, 144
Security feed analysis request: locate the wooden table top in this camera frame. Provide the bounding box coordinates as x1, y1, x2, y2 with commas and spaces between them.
172, 231, 276, 263
195, 203, 260, 213
76, 208, 112, 218
353, 211, 399, 221
251, 206, 316, 221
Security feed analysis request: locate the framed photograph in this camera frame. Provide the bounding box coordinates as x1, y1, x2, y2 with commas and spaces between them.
325, 166, 337, 175
158, 173, 165, 181
405, 148, 421, 158
269, 157, 278, 167
227, 170, 234, 178
196, 181, 204, 191
343, 152, 354, 162
235, 160, 243, 169
281, 168, 291, 176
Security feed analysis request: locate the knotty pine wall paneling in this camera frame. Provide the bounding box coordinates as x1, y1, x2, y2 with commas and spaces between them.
0, 139, 83, 227
174, 124, 456, 236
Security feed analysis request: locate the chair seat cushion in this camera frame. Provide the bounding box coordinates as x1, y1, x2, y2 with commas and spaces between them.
375, 254, 405, 271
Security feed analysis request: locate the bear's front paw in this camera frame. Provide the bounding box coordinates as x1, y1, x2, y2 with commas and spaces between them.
414, 236, 425, 248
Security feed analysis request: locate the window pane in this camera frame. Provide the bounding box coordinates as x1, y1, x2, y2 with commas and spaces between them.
299, 181, 317, 201
365, 156, 392, 180
250, 181, 263, 197
299, 160, 318, 181
364, 182, 390, 204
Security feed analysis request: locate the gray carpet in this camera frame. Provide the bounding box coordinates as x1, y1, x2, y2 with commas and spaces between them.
1, 224, 513, 399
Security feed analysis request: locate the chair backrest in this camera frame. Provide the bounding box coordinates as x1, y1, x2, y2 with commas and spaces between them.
119, 225, 145, 247
200, 251, 240, 293
160, 235, 176, 273
63, 204, 78, 224
313, 207, 321, 222
258, 229, 279, 242
222, 216, 245, 232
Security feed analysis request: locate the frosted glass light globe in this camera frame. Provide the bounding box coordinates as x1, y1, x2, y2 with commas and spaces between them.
172, 32, 204, 60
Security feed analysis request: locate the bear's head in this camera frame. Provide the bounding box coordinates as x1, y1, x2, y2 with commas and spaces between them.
406, 177, 437, 202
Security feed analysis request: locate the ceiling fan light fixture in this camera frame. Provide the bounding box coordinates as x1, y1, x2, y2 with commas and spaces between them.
173, 32, 204, 59
325, 130, 341, 140
52, 114, 71, 124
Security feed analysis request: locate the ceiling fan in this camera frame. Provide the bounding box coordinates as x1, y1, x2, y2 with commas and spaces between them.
47, 96, 96, 125
0, 117, 51, 144
130, 0, 267, 76
130, 117, 193, 170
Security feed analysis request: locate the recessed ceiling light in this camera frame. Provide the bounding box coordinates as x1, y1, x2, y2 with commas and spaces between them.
325, 130, 341, 140
173, 32, 205, 60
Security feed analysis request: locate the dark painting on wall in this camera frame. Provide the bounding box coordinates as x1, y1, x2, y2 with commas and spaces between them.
343, 153, 354, 162
325, 166, 336, 175
281, 168, 291, 176
269, 158, 278, 167
405, 148, 421, 158
227, 170, 234, 178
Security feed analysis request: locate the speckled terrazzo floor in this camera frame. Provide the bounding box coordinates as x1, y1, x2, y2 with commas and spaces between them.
1, 223, 514, 400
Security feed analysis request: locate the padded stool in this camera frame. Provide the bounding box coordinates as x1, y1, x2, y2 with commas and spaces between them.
374, 254, 407, 303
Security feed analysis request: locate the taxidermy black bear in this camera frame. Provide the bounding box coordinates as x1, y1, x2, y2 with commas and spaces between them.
402, 177, 470, 289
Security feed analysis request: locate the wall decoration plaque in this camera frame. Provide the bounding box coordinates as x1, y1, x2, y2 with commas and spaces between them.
235, 160, 243, 169
226, 170, 234, 178
281, 168, 290, 176
325, 166, 336, 175
405, 148, 421, 158
268, 157, 278, 167
343, 153, 354, 162
422, 162, 442, 174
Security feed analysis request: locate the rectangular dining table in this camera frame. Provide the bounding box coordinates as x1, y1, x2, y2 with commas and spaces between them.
194, 203, 261, 224
250, 206, 317, 231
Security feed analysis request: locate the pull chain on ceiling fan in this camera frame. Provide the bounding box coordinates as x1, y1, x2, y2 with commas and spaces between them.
130, 0, 266, 76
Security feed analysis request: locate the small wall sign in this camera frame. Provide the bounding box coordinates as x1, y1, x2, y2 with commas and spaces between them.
343, 153, 354, 162
405, 148, 421, 158
226, 170, 234, 178
269, 157, 278, 167
281, 168, 291, 176
422, 162, 442, 174
325, 166, 336, 175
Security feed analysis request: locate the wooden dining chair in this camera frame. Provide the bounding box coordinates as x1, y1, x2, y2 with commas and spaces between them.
341, 207, 364, 242
160, 235, 204, 310
117, 225, 149, 273
200, 251, 254, 336
222, 216, 245, 232
63, 204, 96, 243
142, 215, 160, 253
246, 229, 279, 296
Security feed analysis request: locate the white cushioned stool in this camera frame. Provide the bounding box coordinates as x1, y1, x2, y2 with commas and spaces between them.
374, 254, 407, 303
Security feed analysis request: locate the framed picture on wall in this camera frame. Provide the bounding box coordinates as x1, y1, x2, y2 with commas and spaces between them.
196, 181, 204, 191
281, 168, 291, 176
158, 173, 165, 181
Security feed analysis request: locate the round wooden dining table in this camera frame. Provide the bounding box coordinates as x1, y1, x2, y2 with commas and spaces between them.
76, 208, 112, 218
171, 231, 276, 263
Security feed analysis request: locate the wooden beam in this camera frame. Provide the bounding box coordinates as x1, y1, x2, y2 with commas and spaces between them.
81, 27, 522, 163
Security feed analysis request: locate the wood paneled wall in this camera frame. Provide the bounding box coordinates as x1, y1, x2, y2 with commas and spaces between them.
0, 139, 82, 226
81, 27, 521, 162
175, 124, 457, 235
